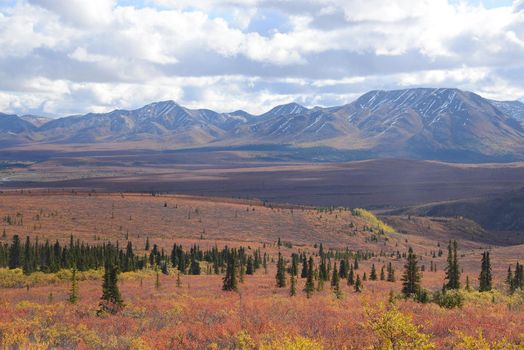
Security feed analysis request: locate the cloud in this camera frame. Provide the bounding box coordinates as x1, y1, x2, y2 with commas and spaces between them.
0, 0, 523, 116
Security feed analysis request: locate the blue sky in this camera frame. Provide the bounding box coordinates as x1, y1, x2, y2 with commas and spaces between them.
0, 0, 523, 116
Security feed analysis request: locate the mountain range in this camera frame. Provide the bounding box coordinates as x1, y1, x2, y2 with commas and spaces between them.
1, 88, 524, 162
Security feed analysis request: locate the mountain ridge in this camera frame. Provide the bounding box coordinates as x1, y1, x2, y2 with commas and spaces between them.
1, 88, 524, 162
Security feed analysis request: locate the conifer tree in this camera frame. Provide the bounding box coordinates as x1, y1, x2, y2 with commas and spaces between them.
239, 262, 245, 283
8, 235, 21, 269
506, 265, 513, 292
401, 247, 421, 297
276, 252, 286, 288
387, 262, 396, 282
354, 256, 359, 270
22, 236, 33, 275
290, 253, 299, 276
331, 262, 339, 287
69, 267, 79, 304
511, 262, 524, 293
223, 251, 238, 292
246, 256, 254, 275
290, 275, 296, 296
301, 254, 308, 278
331, 262, 342, 299
354, 274, 362, 292
347, 265, 355, 286
444, 240, 460, 290
339, 259, 347, 279
304, 256, 315, 298
370, 264, 377, 281
99, 262, 124, 314
363, 272, 367, 281
478, 251, 492, 292
380, 265, 385, 281
190, 257, 201, 275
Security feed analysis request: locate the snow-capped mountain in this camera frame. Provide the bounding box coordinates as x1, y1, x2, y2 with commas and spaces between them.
37, 100, 252, 145
489, 100, 524, 126
1, 88, 524, 162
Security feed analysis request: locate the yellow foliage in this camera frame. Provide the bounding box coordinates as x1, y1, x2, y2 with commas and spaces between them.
0, 267, 155, 288
366, 304, 435, 350
352, 208, 395, 234
128, 337, 153, 350
235, 330, 256, 350
453, 331, 524, 350
259, 335, 324, 350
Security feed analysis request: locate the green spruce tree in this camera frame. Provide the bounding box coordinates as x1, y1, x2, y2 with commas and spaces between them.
401, 247, 421, 297
478, 251, 492, 292
69, 267, 79, 304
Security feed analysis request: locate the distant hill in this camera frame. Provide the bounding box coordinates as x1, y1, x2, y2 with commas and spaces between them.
391, 188, 524, 232
1, 88, 524, 162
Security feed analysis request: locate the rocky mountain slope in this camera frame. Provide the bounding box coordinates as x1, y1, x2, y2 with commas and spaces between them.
1, 88, 524, 162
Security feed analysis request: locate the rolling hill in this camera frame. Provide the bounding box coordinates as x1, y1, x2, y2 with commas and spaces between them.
389, 187, 524, 232
1, 88, 524, 162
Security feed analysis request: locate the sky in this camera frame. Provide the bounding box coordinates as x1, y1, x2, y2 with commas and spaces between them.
0, 0, 524, 117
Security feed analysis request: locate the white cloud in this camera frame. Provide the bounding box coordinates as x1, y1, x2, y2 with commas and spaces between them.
0, 0, 523, 116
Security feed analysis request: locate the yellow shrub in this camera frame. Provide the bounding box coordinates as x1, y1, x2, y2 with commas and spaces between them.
453, 331, 523, 350
259, 335, 324, 350
352, 208, 395, 234
366, 304, 435, 350
234, 330, 256, 350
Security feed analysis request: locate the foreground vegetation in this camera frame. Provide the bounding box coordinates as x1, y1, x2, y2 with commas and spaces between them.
0, 234, 523, 349
0, 192, 523, 349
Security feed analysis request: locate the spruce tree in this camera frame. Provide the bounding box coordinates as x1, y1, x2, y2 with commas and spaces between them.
445, 240, 460, 290
347, 265, 355, 286
354, 274, 362, 292
190, 258, 201, 275
380, 265, 385, 281
291, 253, 298, 277
339, 259, 348, 279
331, 262, 339, 287
331, 263, 342, 299
300, 254, 308, 278
69, 267, 79, 304
511, 262, 524, 292
478, 251, 492, 292
370, 264, 377, 281
246, 256, 254, 275
290, 275, 296, 296
8, 234, 21, 269
99, 262, 124, 314
223, 251, 238, 292
506, 265, 513, 292
239, 262, 245, 283
22, 236, 33, 275
276, 252, 286, 288
401, 247, 421, 297
304, 256, 315, 298
387, 262, 396, 282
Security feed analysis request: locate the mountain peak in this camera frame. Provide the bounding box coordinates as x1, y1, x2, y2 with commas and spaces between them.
262, 102, 308, 117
